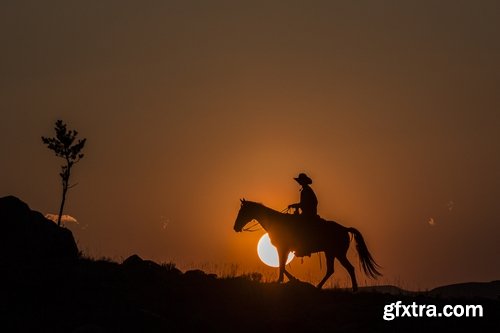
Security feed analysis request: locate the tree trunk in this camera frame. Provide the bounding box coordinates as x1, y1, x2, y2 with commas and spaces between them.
57, 186, 67, 227
57, 163, 71, 227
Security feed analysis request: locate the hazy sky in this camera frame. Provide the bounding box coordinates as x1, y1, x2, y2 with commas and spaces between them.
1, 1, 499, 289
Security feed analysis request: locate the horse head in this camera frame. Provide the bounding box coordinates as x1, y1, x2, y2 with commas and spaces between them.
233, 198, 254, 232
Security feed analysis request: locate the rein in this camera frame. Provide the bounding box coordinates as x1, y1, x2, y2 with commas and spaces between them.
242, 220, 262, 232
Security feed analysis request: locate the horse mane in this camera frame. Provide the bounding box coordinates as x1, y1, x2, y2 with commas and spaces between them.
244, 200, 284, 217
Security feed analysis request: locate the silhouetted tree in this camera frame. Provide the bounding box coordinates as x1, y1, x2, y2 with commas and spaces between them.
42, 120, 86, 227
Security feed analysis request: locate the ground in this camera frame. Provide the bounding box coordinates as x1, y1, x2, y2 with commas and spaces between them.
2, 258, 499, 333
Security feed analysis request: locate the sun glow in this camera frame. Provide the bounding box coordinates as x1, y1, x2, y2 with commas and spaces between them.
257, 233, 294, 267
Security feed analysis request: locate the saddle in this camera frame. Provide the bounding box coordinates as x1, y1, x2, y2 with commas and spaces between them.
290, 214, 325, 257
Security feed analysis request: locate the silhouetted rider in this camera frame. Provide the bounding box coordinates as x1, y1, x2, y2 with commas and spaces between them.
288, 173, 318, 218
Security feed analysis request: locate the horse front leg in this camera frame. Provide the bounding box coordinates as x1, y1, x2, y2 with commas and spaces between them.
277, 248, 289, 283
284, 269, 298, 282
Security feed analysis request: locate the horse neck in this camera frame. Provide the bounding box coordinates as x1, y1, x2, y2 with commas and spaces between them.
251, 204, 281, 231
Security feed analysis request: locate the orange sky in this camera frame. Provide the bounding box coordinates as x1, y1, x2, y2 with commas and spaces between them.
1, 1, 499, 289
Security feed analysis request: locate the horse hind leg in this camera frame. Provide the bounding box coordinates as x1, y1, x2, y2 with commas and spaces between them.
317, 254, 335, 289
338, 254, 358, 292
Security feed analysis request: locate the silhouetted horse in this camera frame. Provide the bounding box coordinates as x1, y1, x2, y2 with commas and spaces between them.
233, 199, 381, 290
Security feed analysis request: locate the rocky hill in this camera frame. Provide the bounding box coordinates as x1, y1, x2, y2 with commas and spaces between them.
0, 196, 78, 264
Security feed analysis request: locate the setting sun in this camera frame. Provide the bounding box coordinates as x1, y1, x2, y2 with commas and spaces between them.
257, 233, 294, 267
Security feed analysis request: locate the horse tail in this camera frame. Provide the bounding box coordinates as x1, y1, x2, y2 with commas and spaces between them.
347, 227, 382, 279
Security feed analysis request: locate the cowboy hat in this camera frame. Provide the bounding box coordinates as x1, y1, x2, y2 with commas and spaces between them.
294, 173, 312, 185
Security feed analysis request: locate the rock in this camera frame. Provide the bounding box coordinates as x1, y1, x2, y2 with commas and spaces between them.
122, 255, 184, 279
122, 254, 145, 267
184, 269, 206, 278
122, 254, 162, 271
184, 269, 217, 280
0, 195, 79, 265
